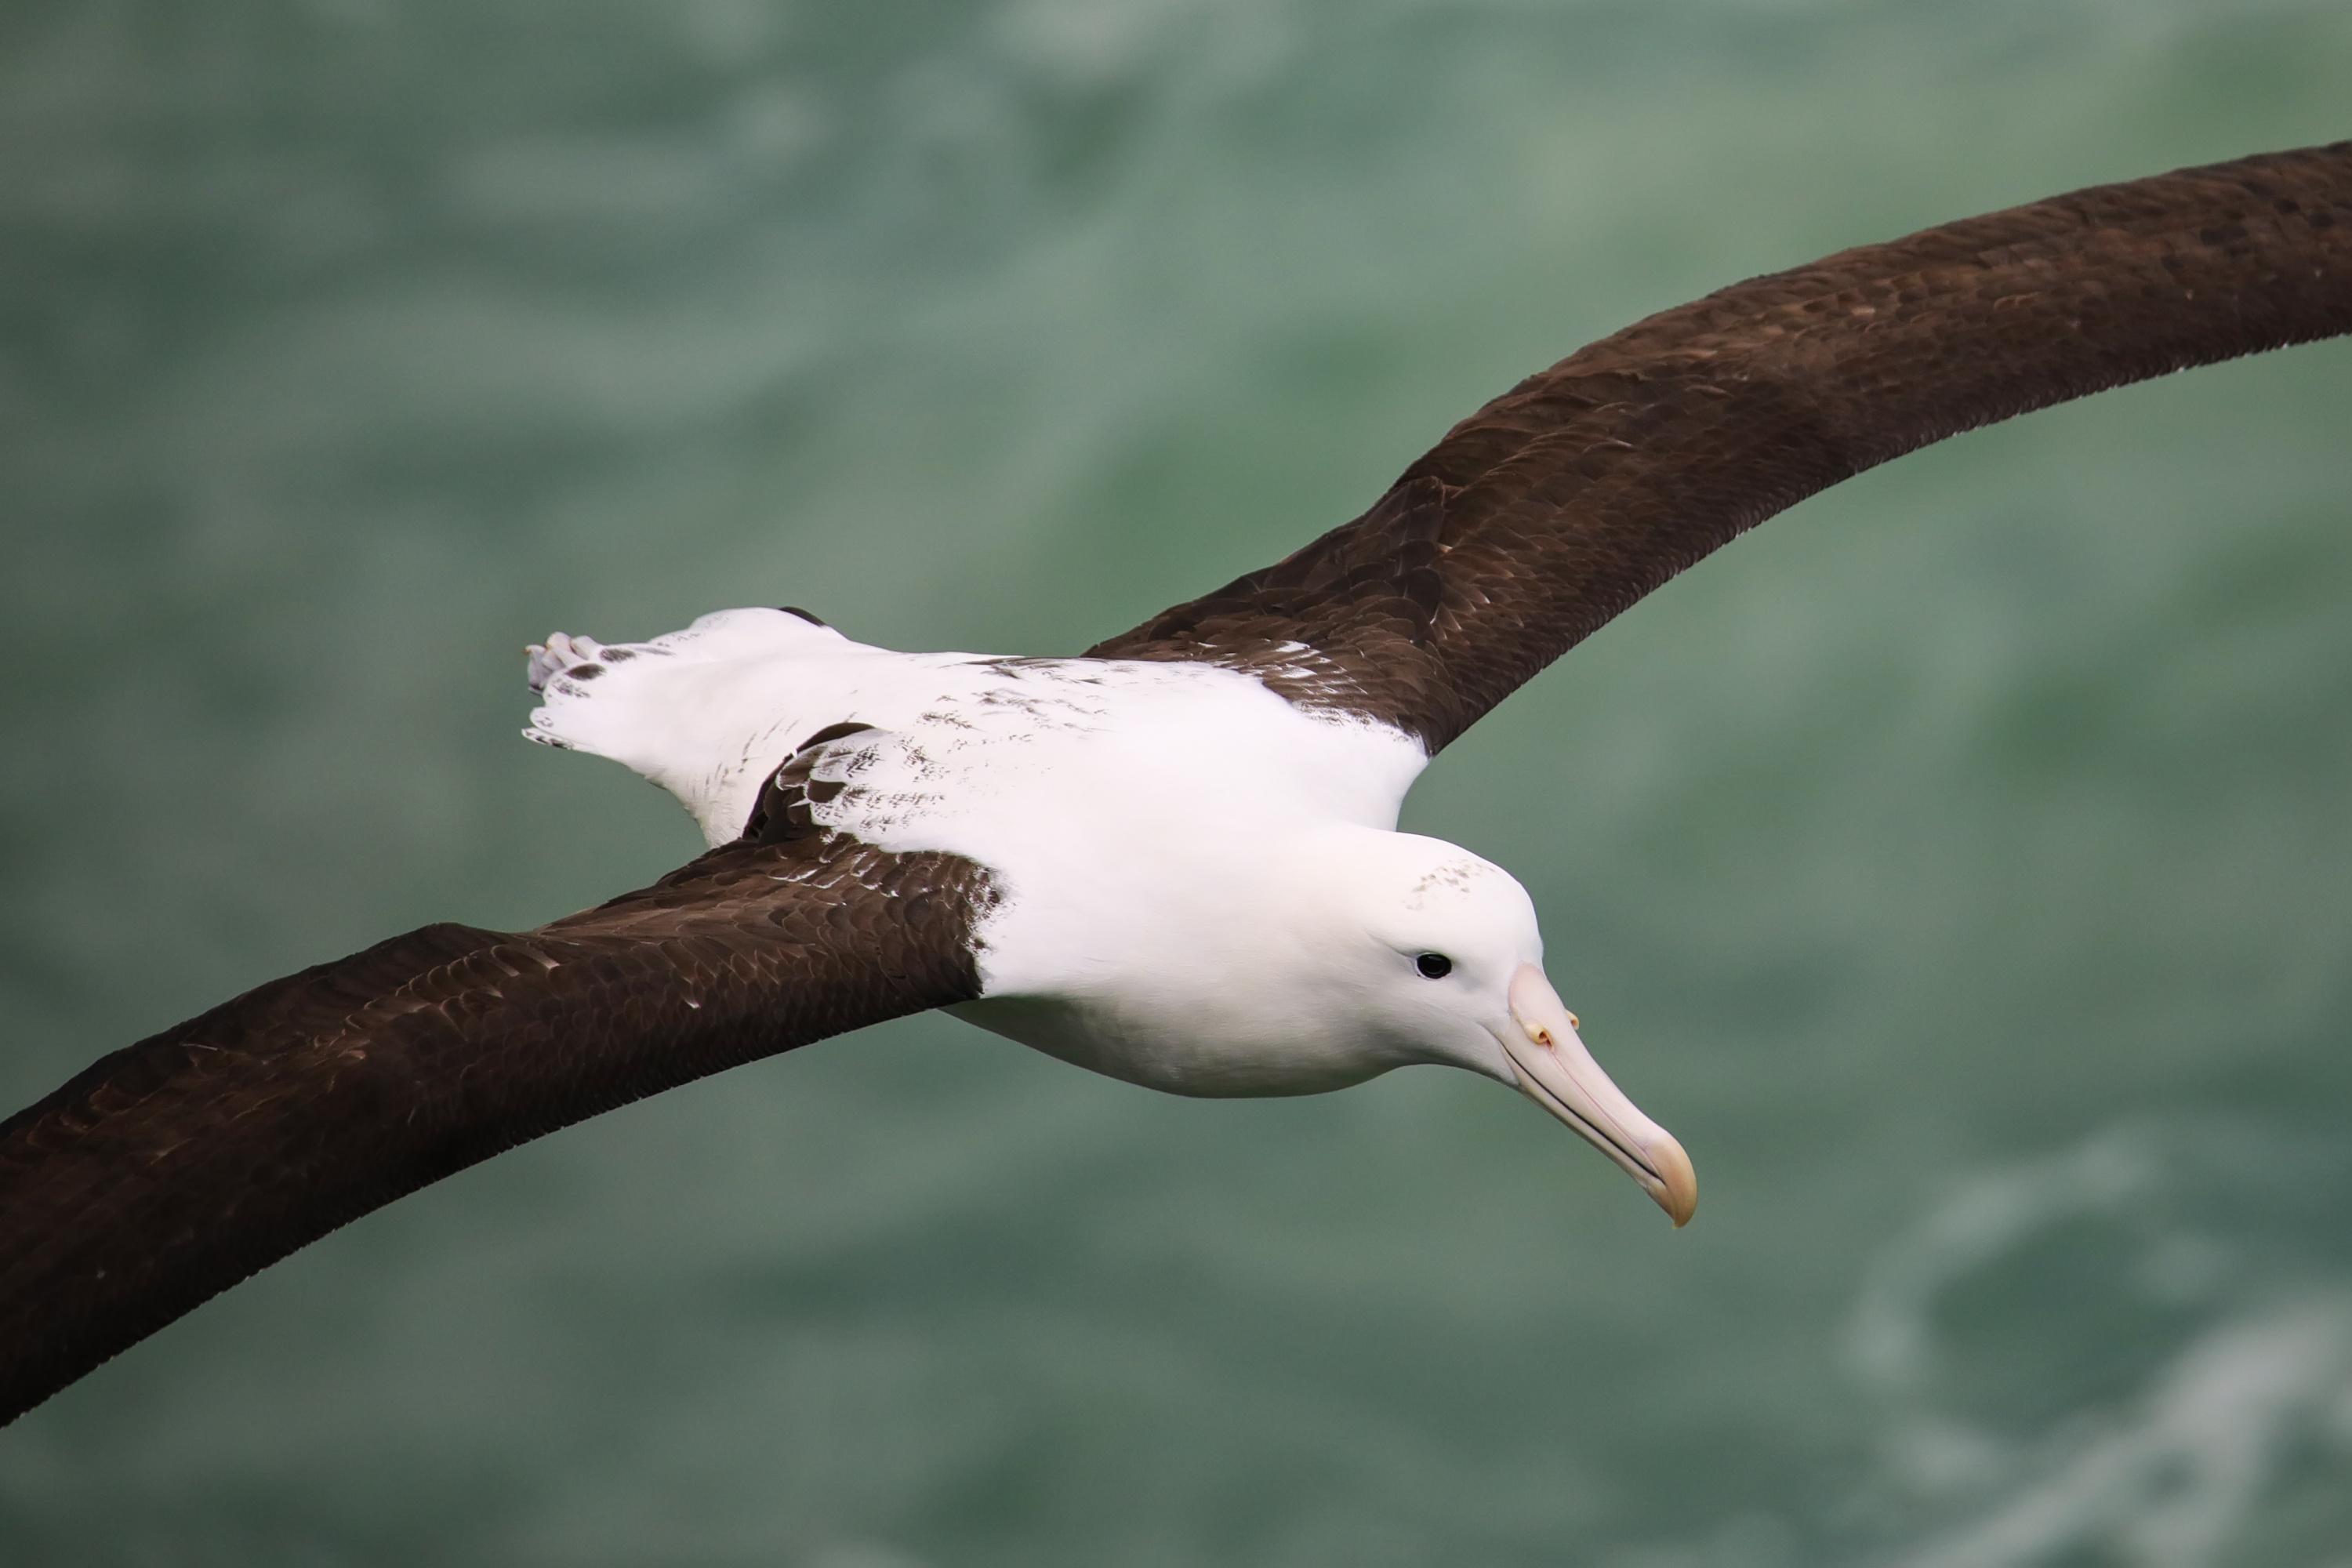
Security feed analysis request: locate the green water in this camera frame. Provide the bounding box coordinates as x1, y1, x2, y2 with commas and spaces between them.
5, 3, 2351, 1563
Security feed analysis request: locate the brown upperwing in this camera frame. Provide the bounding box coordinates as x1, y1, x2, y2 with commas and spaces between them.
0, 832, 996, 1425
1091, 142, 2352, 752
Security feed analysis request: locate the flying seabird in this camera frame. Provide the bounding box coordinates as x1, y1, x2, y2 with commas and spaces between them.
3, 143, 2347, 1425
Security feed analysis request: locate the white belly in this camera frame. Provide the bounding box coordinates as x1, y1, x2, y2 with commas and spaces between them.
947, 989, 1410, 1098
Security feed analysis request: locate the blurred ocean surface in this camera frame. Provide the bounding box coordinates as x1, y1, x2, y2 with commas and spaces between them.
3, 2, 2350, 1564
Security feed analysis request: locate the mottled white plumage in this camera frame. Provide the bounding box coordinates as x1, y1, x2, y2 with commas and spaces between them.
526, 608, 1420, 857
524, 607, 1697, 1219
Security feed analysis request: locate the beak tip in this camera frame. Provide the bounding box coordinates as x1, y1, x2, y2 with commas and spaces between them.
1647, 1134, 1699, 1229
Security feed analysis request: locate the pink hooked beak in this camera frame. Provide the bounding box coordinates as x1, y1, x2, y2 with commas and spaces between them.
1499, 964, 1697, 1227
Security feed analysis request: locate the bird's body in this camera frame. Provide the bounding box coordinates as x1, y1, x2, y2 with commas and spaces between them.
5, 140, 2349, 1425
526, 607, 1444, 1095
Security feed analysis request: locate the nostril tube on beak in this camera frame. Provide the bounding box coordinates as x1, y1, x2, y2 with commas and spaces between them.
1502, 963, 1697, 1227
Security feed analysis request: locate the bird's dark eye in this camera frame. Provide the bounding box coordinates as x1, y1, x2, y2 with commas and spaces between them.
1415, 953, 1453, 980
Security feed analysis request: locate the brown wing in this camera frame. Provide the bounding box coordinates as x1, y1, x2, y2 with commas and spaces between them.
1091, 142, 2352, 751
0, 829, 996, 1425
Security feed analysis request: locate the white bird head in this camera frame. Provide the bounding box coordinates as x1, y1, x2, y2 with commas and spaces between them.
1308, 829, 1697, 1227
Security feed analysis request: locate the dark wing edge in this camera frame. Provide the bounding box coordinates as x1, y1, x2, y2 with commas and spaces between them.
0, 833, 995, 1425
1090, 141, 2352, 751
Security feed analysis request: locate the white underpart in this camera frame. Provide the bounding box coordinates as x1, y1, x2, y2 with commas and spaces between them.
525, 608, 1445, 1094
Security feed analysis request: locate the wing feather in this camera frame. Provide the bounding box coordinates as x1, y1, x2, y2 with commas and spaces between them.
0, 832, 994, 1425
1092, 142, 2352, 750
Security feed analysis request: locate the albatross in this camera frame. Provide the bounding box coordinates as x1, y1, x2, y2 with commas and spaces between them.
4, 143, 2348, 1425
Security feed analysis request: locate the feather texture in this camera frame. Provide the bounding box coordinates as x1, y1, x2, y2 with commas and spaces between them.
1094, 143, 2352, 750
0, 835, 995, 1424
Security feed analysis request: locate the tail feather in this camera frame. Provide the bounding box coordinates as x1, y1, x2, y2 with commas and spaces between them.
521, 608, 850, 840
